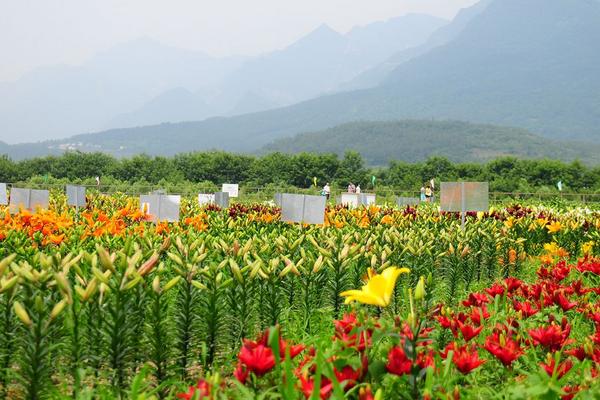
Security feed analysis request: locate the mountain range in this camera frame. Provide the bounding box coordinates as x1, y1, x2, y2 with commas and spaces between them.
0, 14, 446, 143
2, 0, 600, 162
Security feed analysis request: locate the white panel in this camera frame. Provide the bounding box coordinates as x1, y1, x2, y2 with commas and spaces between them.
198, 193, 215, 206
222, 184, 239, 198
302, 195, 326, 225
66, 185, 86, 207
281, 194, 304, 223
440, 182, 489, 212
0, 183, 7, 205
339, 193, 359, 208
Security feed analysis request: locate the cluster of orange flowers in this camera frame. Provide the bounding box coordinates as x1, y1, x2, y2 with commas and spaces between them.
0, 209, 71, 246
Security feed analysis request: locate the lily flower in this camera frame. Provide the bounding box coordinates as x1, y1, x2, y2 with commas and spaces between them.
484, 332, 523, 367
386, 346, 412, 376
452, 344, 486, 374
341, 267, 410, 307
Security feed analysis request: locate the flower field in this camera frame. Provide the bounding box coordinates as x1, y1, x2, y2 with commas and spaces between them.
1, 194, 600, 399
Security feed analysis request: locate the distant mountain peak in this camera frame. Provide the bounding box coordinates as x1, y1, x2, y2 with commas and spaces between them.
293, 23, 344, 46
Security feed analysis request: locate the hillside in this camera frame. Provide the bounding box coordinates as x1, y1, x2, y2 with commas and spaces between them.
3, 0, 600, 159
260, 120, 600, 165
339, 0, 493, 91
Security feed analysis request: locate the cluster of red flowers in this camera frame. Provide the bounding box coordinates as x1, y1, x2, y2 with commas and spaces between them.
432, 257, 600, 398
178, 256, 600, 399
234, 328, 305, 383
295, 313, 373, 399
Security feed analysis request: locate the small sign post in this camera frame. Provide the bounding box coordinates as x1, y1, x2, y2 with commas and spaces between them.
9, 188, 50, 214
140, 194, 181, 223
281, 194, 325, 225
66, 185, 86, 218
198, 194, 216, 206
0, 183, 7, 206
440, 182, 489, 230
221, 184, 239, 198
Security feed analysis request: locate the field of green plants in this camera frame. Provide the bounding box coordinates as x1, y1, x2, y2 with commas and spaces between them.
1, 194, 600, 399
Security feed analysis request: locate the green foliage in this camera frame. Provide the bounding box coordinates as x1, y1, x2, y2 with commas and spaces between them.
262, 120, 600, 166
3, 148, 600, 194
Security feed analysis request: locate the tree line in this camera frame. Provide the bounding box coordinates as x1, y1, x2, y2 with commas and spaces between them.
0, 151, 597, 193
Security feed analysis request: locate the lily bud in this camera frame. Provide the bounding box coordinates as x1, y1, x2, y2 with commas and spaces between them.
50, 299, 68, 320
14, 301, 32, 326
152, 276, 161, 294
414, 276, 426, 301
0, 254, 16, 276
163, 276, 181, 292
0, 275, 19, 293
167, 252, 184, 266
312, 255, 324, 274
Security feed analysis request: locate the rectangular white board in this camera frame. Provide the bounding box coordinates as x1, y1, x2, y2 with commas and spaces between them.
339, 193, 359, 208
198, 193, 215, 206
440, 182, 489, 212
222, 184, 239, 198
66, 185, 86, 207
0, 183, 7, 205
274, 193, 282, 207
281, 194, 304, 223
302, 195, 326, 225
139, 194, 181, 223
215, 192, 230, 208
281, 194, 325, 225
359, 193, 376, 206
9, 188, 49, 214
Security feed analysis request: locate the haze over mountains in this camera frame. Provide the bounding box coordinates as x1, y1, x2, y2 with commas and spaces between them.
0, 13, 446, 143
2, 0, 600, 163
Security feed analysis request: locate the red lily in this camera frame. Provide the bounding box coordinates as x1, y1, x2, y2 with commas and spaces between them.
504, 277, 523, 292
299, 375, 333, 399
462, 292, 490, 307
256, 328, 305, 359
540, 356, 573, 379
238, 341, 275, 376
386, 346, 412, 376
561, 385, 580, 400
483, 332, 523, 367
529, 321, 571, 352
177, 379, 211, 400
513, 300, 539, 317
452, 344, 486, 374
469, 305, 490, 326
457, 320, 483, 342
564, 346, 587, 361
485, 283, 505, 298
234, 362, 249, 383
552, 291, 577, 312
440, 342, 457, 360
334, 313, 372, 352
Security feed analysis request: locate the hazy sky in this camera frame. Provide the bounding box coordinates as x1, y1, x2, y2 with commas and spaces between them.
0, 0, 478, 82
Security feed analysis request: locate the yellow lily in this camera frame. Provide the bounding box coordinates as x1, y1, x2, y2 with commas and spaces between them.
340, 266, 410, 307
546, 221, 562, 234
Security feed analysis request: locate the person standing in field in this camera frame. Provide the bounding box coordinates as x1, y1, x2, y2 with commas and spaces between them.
420, 186, 426, 202
356, 185, 361, 194
323, 183, 331, 200
348, 183, 356, 193
425, 185, 433, 202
